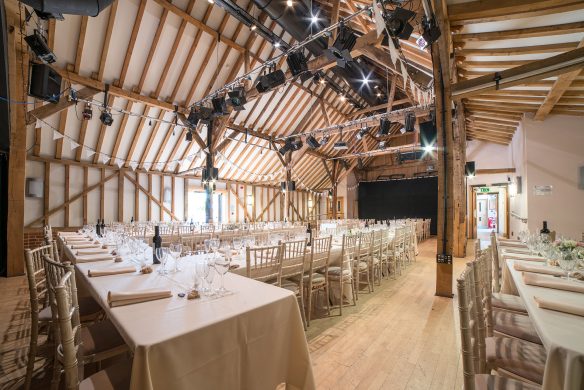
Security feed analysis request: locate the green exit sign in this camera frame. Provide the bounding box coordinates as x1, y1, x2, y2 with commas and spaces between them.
479, 187, 491, 193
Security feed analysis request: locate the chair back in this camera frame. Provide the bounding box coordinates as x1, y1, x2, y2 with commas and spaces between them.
158, 224, 173, 235
246, 244, 283, 285
43, 256, 81, 332
24, 243, 55, 317
309, 236, 332, 274
182, 234, 210, 252
341, 234, 358, 273
489, 232, 501, 292
280, 239, 307, 280
371, 230, 383, 261
357, 231, 373, 260
54, 271, 82, 390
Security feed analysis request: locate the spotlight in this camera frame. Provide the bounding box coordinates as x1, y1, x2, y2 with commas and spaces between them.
421, 17, 441, 48
227, 87, 247, 111
211, 96, 229, 117
356, 127, 368, 141
404, 112, 416, 132
25, 30, 56, 64
186, 130, 193, 142
310, 13, 319, 24
306, 135, 320, 149
376, 92, 382, 98
286, 50, 308, 77
328, 190, 333, 199
333, 141, 348, 150
384, 7, 416, 40
278, 138, 300, 155
320, 133, 330, 145
250, 24, 256, 31
339, 94, 346, 101
286, 0, 293, 6
423, 145, 433, 153
325, 24, 357, 68
419, 120, 437, 149
378, 141, 386, 149
99, 110, 113, 126
361, 76, 369, 85
256, 69, 286, 93
377, 118, 391, 136
199, 106, 214, 125
187, 107, 200, 127
82, 103, 93, 120
274, 42, 281, 48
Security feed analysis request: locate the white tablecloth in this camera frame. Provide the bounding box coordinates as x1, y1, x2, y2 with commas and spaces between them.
506, 259, 584, 390
61, 235, 314, 390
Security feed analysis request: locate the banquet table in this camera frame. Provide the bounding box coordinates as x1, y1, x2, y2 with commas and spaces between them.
60, 235, 315, 390
505, 259, 584, 390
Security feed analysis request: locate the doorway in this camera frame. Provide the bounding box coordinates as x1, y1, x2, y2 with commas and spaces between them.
469, 185, 509, 240
476, 193, 498, 232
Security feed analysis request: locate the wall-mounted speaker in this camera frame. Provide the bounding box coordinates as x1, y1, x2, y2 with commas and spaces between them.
516, 176, 522, 194
26, 178, 43, 198
579, 166, 584, 189
465, 161, 476, 177
29, 62, 62, 103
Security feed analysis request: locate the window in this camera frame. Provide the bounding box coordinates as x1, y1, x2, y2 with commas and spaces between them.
187, 191, 224, 224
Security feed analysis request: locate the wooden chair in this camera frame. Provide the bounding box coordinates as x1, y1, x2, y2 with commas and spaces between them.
324, 234, 357, 314
181, 233, 210, 253
53, 271, 131, 390
279, 239, 308, 328
457, 262, 545, 390
23, 243, 55, 390
379, 228, 394, 279
302, 236, 332, 326
354, 231, 373, 293
43, 256, 129, 390
370, 230, 383, 286
245, 244, 283, 285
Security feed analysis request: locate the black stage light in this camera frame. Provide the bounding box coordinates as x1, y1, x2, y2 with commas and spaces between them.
377, 118, 391, 136
420, 18, 441, 49
325, 25, 357, 68
28, 62, 62, 103
228, 87, 247, 111
202, 167, 219, 182
419, 120, 437, 148
256, 69, 286, 93
281, 182, 287, 192
187, 107, 200, 127
320, 133, 330, 145
286, 51, 308, 77
199, 106, 214, 125
212, 96, 229, 117
279, 142, 291, 156
404, 112, 416, 132
465, 161, 476, 177
82, 103, 93, 120
306, 135, 320, 149
287, 181, 296, 192
185, 130, 193, 142
333, 141, 348, 150
357, 158, 364, 170
356, 127, 368, 141
25, 30, 56, 64
99, 110, 113, 126
290, 138, 303, 151
384, 7, 416, 40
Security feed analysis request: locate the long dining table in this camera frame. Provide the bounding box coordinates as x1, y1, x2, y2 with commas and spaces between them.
502, 253, 584, 390
58, 233, 315, 390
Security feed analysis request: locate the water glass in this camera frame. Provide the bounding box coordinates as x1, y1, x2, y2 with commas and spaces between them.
558, 250, 577, 280
156, 247, 169, 274
169, 243, 182, 272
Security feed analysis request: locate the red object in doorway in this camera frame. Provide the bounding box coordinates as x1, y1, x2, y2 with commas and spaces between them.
488, 217, 496, 229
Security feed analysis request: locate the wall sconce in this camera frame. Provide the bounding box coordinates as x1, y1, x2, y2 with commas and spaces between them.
508, 176, 517, 197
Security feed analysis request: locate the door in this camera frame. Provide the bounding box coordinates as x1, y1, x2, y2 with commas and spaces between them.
477, 198, 488, 229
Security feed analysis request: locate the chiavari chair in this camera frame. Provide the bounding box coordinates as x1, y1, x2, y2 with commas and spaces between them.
301, 236, 332, 326
354, 231, 373, 293
324, 234, 358, 314
279, 239, 308, 329
43, 256, 129, 390
245, 244, 283, 285
370, 230, 383, 286
53, 271, 131, 390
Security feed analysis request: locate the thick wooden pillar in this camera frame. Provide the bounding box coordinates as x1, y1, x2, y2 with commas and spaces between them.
284, 152, 291, 222
331, 161, 338, 219
5, 0, 27, 275
205, 121, 214, 223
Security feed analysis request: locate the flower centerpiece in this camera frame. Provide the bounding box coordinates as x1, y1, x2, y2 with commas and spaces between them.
554, 239, 578, 252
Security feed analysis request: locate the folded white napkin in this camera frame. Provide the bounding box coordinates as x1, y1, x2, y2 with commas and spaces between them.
70, 243, 100, 249
107, 289, 172, 307
534, 296, 584, 317
75, 254, 115, 263
514, 263, 565, 276
76, 248, 110, 255
88, 267, 135, 277
523, 273, 584, 294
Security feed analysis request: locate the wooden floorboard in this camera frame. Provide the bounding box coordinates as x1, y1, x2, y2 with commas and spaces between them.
0, 237, 470, 390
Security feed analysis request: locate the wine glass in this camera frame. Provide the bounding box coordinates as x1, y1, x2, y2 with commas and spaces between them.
214, 253, 231, 296
558, 250, 578, 280
195, 258, 208, 294
204, 257, 216, 296
156, 247, 169, 274
204, 239, 212, 254
169, 243, 182, 272
209, 239, 220, 256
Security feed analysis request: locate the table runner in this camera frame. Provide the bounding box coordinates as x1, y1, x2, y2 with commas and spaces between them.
506, 259, 584, 390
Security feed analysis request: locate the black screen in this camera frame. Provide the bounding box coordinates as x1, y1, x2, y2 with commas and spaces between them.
358, 176, 438, 235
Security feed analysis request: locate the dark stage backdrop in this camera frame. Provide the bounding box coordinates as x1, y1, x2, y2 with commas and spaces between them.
358, 177, 438, 235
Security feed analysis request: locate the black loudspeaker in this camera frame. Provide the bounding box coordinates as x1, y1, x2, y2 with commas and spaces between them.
287, 181, 296, 192
286, 51, 308, 77
465, 161, 476, 177
419, 120, 437, 147
256, 70, 286, 93
29, 62, 62, 103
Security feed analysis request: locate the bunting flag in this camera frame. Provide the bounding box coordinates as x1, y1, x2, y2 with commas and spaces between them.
372, 1, 386, 37
143, 162, 151, 172
85, 147, 96, 158
52, 130, 64, 140
409, 79, 416, 102
115, 158, 124, 169
387, 37, 399, 66
156, 162, 164, 171
185, 154, 194, 164
101, 154, 110, 164
129, 161, 139, 171
69, 139, 80, 151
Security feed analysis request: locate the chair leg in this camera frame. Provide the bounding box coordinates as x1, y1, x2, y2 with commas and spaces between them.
307, 287, 312, 327
339, 279, 343, 316
50, 344, 61, 390
325, 285, 331, 316
24, 315, 39, 390
298, 284, 307, 331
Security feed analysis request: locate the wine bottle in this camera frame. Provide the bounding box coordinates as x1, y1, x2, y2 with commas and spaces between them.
95, 219, 101, 237
130, 216, 134, 224
100, 219, 105, 233
540, 221, 551, 242
306, 223, 312, 247
152, 225, 162, 264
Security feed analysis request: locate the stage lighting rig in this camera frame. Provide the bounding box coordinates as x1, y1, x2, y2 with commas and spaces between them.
383, 7, 416, 40
227, 87, 247, 111
325, 23, 358, 68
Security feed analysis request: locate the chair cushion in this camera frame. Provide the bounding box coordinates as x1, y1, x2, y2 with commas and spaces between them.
80, 319, 127, 356
486, 337, 546, 385
80, 359, 132, 390
492, 292, 528, 314
372, 257, 380, 265
292, 273, 325, 286
493, 310, 542, 345
326, 266, 351, 277
474, 374, 541, 390
355, 261, 368, 271
280, 280, 300, 294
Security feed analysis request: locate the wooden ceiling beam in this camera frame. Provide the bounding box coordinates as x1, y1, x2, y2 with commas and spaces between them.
457, 42, 579, 56
26, 86, 99, 125
534, 38, 584, 120
452, 47, 584, 99
452, 21, 584, 42
97, 1, 118, 81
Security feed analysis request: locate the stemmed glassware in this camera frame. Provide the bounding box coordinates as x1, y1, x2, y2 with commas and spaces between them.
214, 243, 232, 296
156, 247, 169, 274
203, 257, 216, 296
169, 243, 183, 272
558, 249, 577, 280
